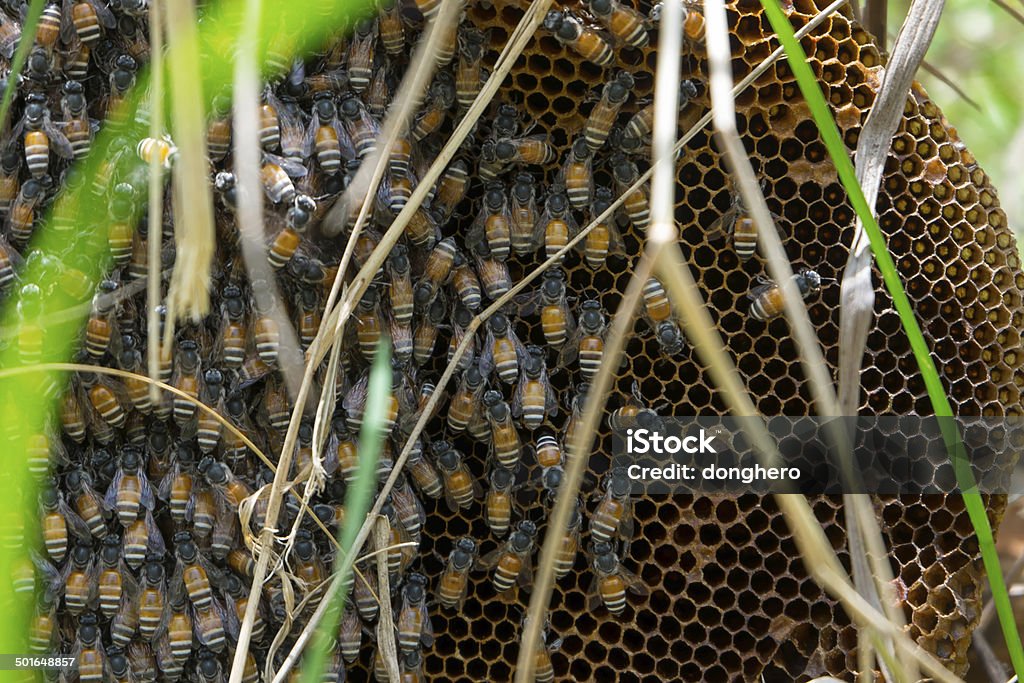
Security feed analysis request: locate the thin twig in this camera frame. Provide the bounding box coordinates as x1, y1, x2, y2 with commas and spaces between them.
980, 552, 1024, 630
973, 631, 1010, 683
991, 0, 1024, 26
147, 0, 165, 405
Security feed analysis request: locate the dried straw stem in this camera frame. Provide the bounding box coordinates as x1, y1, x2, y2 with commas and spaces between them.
146, 0, 165, 404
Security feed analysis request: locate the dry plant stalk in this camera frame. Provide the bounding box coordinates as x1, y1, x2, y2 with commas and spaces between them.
146, 0, 164, 404
161, 0, 215, 324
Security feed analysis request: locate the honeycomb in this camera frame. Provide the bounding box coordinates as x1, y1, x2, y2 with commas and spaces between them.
9, 0, 1022, 681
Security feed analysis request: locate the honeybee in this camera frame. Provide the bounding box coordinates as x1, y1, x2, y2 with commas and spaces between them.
378, 0, 404, 55
206, 94, 232, 162
559, 137, 594, 212
292, 528, 327, 593
654, 319, 685, 355
303, 93, 350, 175
508, 172, 539, 256
483, 389, 522, 469
438, 537, 477, 610
63, 543, 98, 615
414, 237, 457, 310
447, 361, 489, 433
708, 186, 785, 261
483, 312, 525, 384
523, 616, 563, 683
621, 80, 698, 152
67, 467, 109, 539
482, 135, 556, 176
612, 155, 650, 230
137, 135, 178, 168
588, 541, 649, 616
60, 0, 116, 47
83, 279, 118, 358
554, 504, 583, 579
295, 282, 322, 351
446, 254, 481, 314
157, 445, 196, 527
104, 446, 155, 528
513, 346, 557, 430
456, 26, 486, 110
353, 562, 379, 622
537, 185, 579, 264
397, 572, 434, 654
588, 72, 634, 155
195, 369, 226, 453
60, 79, 93, 160
405, 445, 443, 501
29, 588, 58, 654
171, 339, 201, 425
6, 177, 46, 245
413, 74, 455, 141
356, 286, 385, 359
413, 294, 448, 367
447, 303, 477, 373
582, 186, 625, 269
367, 65, 391, 119
122, 508, 165, 570
74, 611, 107, 682
469, 181, 512, 261
340, 93, 379, 158
413, 0, 439, 18
223, 571, 264, 643
0, 146, 22, 218
261, 152, 308, 205
39, 484, 91, 564
337, 604, 363, 662
536, 269, 574, 349
641, 275, 672, 326
195, 648, 223, 683
563, 299, 606, 379
348, 18, 377, 92
476, 519, 536, 602
135, 558, 167, 641
485, 466, 515, 538
217, 284, 247, 369
543, 10, 614, 66
590, 466, 635, 545
589, 0, 649, 48
469, 237, 512, 302
434, 441, 481, 512
434, 159, 470, 220
171, 530, 219, 609
747, 268, 823, 322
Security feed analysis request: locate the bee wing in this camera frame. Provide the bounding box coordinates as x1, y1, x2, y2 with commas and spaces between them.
419, 605, 435, 648
45, 122, 75, 160
617, 500, 635, 540
91, 0, 116, 28
474, 547, 502, 572
268, 151, 309, 178
139, 470, 156, 510
556, 325, 582, 370
103, 469, 124, 511
143, 510, 167, 556
706, 207, 736, 242
619, 565, 650, 597
517, 549, 535, 591
302, 113, 320, 157
61, 499, 95, 542
510, 376, 525, 420
746, 278, 775, 302
59, 0, 75, 43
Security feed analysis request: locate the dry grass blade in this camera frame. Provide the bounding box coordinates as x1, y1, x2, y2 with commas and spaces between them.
839, 0, 943, 414
161, 0, 216, 324
147, 0, 165, 405
374, 516, 400, 683
704, 0, 909, 679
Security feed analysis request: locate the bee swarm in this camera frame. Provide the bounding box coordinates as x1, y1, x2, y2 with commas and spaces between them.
9, 0, 1022, 681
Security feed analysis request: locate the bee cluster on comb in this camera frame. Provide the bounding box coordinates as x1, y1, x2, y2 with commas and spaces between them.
1, 0, 1020, 681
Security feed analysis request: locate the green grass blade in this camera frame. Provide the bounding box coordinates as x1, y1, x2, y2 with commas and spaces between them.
759, 1, 1024, 678
0, 0, 44, 131
301, 338, 392, 683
